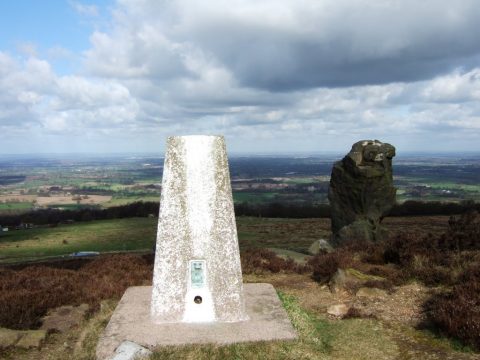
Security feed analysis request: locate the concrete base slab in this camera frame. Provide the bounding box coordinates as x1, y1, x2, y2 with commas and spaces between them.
96, 283, 297, 360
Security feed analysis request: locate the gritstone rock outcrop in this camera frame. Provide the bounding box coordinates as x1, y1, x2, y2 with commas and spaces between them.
328, 140, 396, 245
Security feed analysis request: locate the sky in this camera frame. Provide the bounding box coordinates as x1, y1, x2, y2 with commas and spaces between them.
1, 0, 480, 155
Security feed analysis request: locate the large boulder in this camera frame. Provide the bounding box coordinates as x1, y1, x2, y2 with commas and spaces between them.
328, 140, 396, 245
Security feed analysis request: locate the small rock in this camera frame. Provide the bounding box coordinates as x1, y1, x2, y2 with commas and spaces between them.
15, 329, 47, 349
73, 327, 89, 356
308, 239, 333, 255
0, 328, 21, 349
329, 268, 347, 294
41, 303, 89, 333
329, 268, 386, 295
356, 287, 388, 298
327, 304, 349, 318
109, 341, 152, 360
345, 268, 384, 282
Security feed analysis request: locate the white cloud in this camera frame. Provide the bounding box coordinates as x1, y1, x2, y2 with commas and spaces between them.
16, 42, 38, 57
47, 46, 75, 61
0, 51, 139, 144
69, 1, 99, 17
1, 1, 480, 153
100, 0, 480, 90
421, 69, 480, 102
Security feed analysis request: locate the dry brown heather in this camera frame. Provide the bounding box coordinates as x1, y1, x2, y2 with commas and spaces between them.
0, 255, 153, 329
0, 250, 309, 331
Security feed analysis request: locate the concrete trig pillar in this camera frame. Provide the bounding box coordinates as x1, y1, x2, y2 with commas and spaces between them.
151, 135, 248, 323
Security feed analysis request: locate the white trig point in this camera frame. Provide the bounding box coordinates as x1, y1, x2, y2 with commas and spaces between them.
96, 135, 296, 360
151, 135, 248, 323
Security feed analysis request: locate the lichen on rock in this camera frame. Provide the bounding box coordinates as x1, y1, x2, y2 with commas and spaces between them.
328, 140, 396, 246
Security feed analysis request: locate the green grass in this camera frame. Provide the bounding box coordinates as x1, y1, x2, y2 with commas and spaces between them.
233, 192, 279, 204
419, 180, 480, 192
233, 191, 327, 205
0, 216, 329, 264
103, 195, 160, 207
283, 177, 319, 184
0, 202, 33, 211
80, 183, 127, 191
0, 217, 157, 263
46, 203, 100, 210
0, 217, 318, 263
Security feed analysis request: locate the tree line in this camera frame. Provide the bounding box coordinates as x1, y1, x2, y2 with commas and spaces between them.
0, 201, 159, 227
235, 200, 479, 218
0, 200, 479, 227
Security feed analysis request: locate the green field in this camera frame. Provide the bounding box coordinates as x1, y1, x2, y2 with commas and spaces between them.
283, 177, 319, 184
46, 203, 101, 210
0, 202, 33, 211
233, 191, 327, 204
0, 217, 157, 263
0, 216, 332, 264
103, 195, 160, 207
233, 192, 280, 203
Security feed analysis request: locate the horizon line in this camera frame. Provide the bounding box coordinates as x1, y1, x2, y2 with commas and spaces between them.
1, 150, 480, 158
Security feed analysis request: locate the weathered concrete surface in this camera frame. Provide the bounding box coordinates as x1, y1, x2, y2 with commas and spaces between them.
96, 284, 297, 360
328, 139, 396, 245
152, 135, 246, 323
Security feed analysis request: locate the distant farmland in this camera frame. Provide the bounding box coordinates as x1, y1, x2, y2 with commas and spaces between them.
0, 154, 479, 215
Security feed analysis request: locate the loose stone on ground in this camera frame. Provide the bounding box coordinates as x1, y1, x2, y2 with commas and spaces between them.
0, 328, 21, 349
41, 303, 89, 333
0, 328, 47, 350
15, 330, 47, 349
109, 341, 152, 360
356, 287, 388, 298
327, 304, 350, 318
